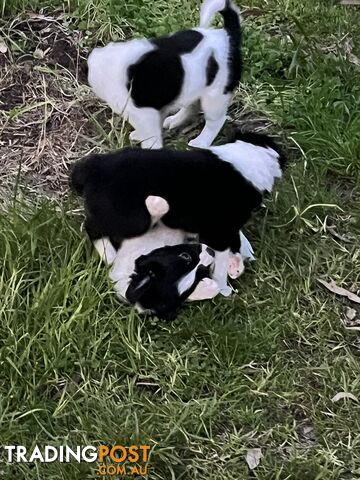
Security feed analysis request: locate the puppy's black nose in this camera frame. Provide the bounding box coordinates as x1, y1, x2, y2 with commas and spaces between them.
206, 247, 215, 257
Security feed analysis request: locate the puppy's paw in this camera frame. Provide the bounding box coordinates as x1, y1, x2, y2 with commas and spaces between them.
141, 138, 162, 149
129, 130, 142, 142
145, 196, 169, 217
228, 253, 245, 279
188, 278, 220, 301
219, 285, 232, 297
188, 137, 209, 149
93, 238, 117, 265
163, 115, 178, 130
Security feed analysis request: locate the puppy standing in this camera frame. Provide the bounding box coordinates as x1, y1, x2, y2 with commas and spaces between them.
71, 133, 284, 297
87, 0, 241, 149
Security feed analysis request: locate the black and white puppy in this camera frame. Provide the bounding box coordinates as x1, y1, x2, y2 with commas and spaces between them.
94, 196, 220, 320
87, 0, 241, 149
70, 132, 285, 298
125, 242, 218, 320
91, 196, 253, 320
124, 231, 254, 320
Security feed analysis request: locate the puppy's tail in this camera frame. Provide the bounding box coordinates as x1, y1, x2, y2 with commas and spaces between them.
231, 131, 286, 170
200, 0, 242, 92
200, 0, 240, 30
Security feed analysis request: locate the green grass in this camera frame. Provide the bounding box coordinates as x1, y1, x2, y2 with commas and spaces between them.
1, 0, 360, 479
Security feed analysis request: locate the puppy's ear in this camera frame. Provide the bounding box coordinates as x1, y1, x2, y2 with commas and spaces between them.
134, 254, 148, 268
69, 155, 101, 195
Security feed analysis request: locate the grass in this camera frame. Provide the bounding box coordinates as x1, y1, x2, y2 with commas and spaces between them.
1, 0, 360, 479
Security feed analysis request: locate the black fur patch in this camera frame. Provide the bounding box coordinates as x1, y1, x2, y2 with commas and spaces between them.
70, 142, 274, 253
127, 30, 203, 110
220, 1, 242, 93
206, 54, 219, 86
151, 30, 203, 54
126, 243, 208, 321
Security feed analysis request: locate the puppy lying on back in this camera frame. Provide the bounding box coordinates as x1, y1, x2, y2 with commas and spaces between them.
124, 229, 254, 320
71, 132, 284, 299
93, 196, 254, 320
87, 0, 241, 149
94, 196, 220, 320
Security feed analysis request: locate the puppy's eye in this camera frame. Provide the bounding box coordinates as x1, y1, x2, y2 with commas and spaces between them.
179, 252, 192, 262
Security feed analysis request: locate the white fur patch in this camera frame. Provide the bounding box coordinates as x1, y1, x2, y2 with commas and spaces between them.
109, 225, 186, 300
88, 40, 154, 114
200, 0, 227, 28
188, 277, 220, 301
240, 231, 255, 261
209, 141, 282, 192
93, 238, 117, 265
177, 245, 215, 295
145, 196, 169, 218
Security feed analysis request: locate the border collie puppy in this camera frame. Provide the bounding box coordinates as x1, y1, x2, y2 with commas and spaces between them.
92, 196, 252, 320
125, 242, 218, 320
106, 228, 220, 321
124, 230, 255, 320
93, 196, 220, 320
70, 132, 285, 297
87, 0, 241, 149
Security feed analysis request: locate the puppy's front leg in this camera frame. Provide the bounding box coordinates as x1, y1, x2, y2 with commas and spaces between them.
213, 249, 232, 296
163, 106, 193, 130
128, 106, 163, 149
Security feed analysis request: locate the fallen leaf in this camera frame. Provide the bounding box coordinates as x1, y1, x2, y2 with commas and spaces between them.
302, 425, 315, 437
241, 8, 265, 18
346, 307, 357, 321
342, 307, 360, 330
327, 225, 355, 243
344, 38, 360, 66
245, 448, 262, 470
318, 279, 360, 304
0, 40, 7, 54
33, 48, 45, 59
348, 52, 360, 66
332, 392, 358, 402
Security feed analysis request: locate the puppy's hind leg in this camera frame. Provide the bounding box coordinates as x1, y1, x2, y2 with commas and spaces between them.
228, 253, 244, 279
163, 105, 194, 130
128, 106, 163, 149
188, 92, 230, 148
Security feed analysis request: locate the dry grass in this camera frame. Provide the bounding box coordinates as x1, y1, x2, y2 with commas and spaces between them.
0, 12, 111, 199
0, 11, 282, 203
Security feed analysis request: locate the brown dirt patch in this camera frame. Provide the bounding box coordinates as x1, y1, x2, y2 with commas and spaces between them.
0, 12, 107, 200
0, 11, 283, 203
